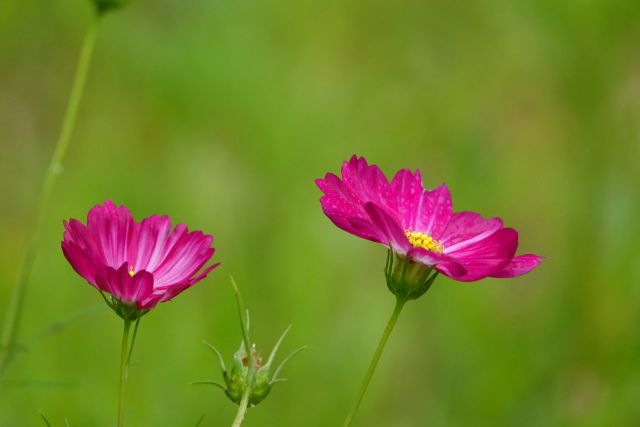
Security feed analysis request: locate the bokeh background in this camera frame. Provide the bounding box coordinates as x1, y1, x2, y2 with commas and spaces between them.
1, 0, 640, 425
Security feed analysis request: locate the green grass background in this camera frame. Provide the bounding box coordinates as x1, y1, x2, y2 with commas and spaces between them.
1, 0, 640, 425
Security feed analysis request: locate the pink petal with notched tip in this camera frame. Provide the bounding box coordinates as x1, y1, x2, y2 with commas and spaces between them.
415, 184, 452, 240
133, 215, 174, 273
445, 228, 519, 282
346, 217, 387, 243
62, 241, 100, 286
340, 155, 395, 210
406, 247, 467, 277
364, 202, 410, 254
440, 211, 503, 252
63, 219, 104, 261
86, 201, 137, 268
390, 169, 424, 230
316, 156, 395, 244
95, 263, 155, 307
491, 254, 542, 278
151, 231, 213, 287
155, 261, 219, 304
317, 175, 377, 242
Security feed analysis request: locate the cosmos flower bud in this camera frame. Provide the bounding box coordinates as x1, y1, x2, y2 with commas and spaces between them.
200, 325, 305, 407
92, 0, 131, 14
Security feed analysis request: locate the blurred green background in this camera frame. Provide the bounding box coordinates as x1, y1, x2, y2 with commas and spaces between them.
1, 0, 640, 425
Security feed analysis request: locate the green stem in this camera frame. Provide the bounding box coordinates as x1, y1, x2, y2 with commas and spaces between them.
229, 277, 255, 426
231, 387, 251, 427
125, 317, 141, 373
0, 15, 101, 378
343, 297, 407, 427
118, 319, 132, 427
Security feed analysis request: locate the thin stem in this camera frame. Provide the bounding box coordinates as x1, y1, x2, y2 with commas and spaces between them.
230, 277, 252, 359
125, 317, 141, 375
343, 297, 407, 427
118, 319, 132, 427
229, 277, 255, 427
231, 387, 251, 427
0, 15, 101, 377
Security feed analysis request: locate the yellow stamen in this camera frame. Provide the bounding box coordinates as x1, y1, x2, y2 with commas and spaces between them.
405, 230, 444, 253
129, 265, 135, 278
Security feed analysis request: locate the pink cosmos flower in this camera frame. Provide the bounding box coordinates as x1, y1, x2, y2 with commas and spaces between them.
62, 201, 219, 316
316, 156, 540, 296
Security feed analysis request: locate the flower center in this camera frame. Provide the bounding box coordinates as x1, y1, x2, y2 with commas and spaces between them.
405, 230, 444, 253
129, 265, 135, 278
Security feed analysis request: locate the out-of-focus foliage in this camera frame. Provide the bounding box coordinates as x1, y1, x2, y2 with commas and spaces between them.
1, 0, 639, 425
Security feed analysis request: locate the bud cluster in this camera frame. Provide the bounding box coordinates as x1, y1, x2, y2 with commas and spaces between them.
200, 324, 305, 407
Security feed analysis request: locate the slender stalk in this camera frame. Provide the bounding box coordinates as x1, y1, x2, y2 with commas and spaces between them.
229, 277, 255, 427
0, 15, 101, 377
343, 297, 407, 427
230, 277, 252, 359
125, 317, 141, 376
118, 319, 132, 427
231, 387, 251, 427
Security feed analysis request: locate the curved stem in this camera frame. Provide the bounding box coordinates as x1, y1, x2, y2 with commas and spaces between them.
343, 297, 407, 427
0, 15, 101, 378
118, 319, 132, 427
231, 387, 251, 427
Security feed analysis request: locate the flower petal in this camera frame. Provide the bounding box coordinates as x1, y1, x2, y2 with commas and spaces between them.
131, 270, 154, 305
445, 228, 519, 282
134, 214, 174, 272
113, 263, 135, 303
346, 217, 388, 243
441, 211, 503, 253
407, 247, 466, 277
340, 155, 394, 209
61, 241, 100, 286
155, 259, 218, 305
416, 184, 453, 240
151, 230, 215, 287
390, 169, 424, 230
94, 265, 121, 296
317, 174, 380, 242
490, 254, 541, 278
317, 156, 395, 244
86, 201, 137, 268
364, 202, 410, 253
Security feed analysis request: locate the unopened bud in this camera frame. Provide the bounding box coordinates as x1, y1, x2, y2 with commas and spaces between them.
200, 326, 305, 407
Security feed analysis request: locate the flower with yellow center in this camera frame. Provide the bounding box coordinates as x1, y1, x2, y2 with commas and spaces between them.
404, 230, 444, 253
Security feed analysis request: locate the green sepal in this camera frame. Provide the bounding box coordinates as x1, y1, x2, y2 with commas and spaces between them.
385, 250, 439, 300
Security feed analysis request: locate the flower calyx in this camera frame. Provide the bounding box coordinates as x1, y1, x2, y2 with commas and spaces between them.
385, 249, 439, 300
100, 292, 148, 322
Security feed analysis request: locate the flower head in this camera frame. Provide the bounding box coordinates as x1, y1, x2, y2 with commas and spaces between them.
62, 201, 219, 319
316, 156, 540, 297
